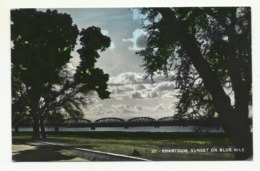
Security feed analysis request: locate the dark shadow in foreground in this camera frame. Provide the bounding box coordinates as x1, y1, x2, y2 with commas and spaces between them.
13, 144, 79, 162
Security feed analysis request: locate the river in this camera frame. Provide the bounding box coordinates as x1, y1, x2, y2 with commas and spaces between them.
12, 126, 223, 132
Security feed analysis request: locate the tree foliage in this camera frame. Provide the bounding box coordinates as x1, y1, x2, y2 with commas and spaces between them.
138, 7, 251, 119
11, 9, 111, 138
138, 7, 252, 159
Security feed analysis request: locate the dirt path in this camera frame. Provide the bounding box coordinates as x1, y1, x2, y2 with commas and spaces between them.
12, 141, 149, 161
12, 143, 89, 162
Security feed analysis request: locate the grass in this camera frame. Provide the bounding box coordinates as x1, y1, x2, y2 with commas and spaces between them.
12, 132, 235, 161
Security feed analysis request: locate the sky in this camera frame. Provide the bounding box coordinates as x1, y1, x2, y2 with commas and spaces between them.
56, 8, 146, 76
50, 8, 179, 121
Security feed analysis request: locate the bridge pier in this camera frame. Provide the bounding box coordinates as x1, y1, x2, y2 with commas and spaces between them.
124, 126, 129, 129
91, 127, 96, 130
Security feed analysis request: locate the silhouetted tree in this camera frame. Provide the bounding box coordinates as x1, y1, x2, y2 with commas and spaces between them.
137, 7, 252, 160
11, 9, 111, 139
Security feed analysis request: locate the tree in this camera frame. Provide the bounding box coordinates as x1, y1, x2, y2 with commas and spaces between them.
11, 9, 111, 139
137, 7, 252, 159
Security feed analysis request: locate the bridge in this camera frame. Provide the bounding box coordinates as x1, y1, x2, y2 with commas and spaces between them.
51, 117, 221, 128
13, 116, 252, 132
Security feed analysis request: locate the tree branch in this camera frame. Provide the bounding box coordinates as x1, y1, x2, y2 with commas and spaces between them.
155, 8, 234, 116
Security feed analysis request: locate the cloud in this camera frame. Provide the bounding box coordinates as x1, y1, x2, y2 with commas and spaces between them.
91, 97, 99, 103
109, 71, 176, 85
105, 108, 117, 114
109, 72, 144, 84
162, 91, 176, 98
134, 105, 143, 111
144, 90, 159, 98
109, 84, 134, 94
149, 103, 175, 112
116, 85, 134, 94
109, 42, 115, 50
88, 104, 105, 114
122, 29, 147, 51
152, 103, 167, 111
130, 89, 159, 99
101, 29, 109, 36
134, 84, 146, 90
131, 91, 143, 99
64, 63, 76, 76
114, 104, 131, 113
168, 103, 176, 110
111, 104, 143, 113
108, 72, 178, 101
88, 103, 174, 116
155, 82, 176, 91
132, 9, 141, 20
151, 71, 176, 82
84, 99, 176, 121
136, 34, 147, 48
58, 63, 77, 83
88, 104, 144, 116
108, 86, 116, 94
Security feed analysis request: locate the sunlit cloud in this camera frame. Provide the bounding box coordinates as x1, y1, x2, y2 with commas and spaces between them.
101, 29, 109, 36
132, 9, 141, 20
108, 71, 176, 85
143, 90, 159, 98
109, 42, 115, 50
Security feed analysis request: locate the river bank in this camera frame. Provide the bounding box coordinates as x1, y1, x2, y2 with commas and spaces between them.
13, 132, 235, 161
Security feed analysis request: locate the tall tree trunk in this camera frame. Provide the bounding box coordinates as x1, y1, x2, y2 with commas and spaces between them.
232, 114, 252, 160
156, 8, 252, 160
218, 106, 252, 160
32, 102, 40, 140
224, 11, 252, 159
30, 89, 41, 140
230, 90, 252, 160
40, 118, 47, 139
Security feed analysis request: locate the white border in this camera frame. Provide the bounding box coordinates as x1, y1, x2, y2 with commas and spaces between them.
1, 1, 260, 171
